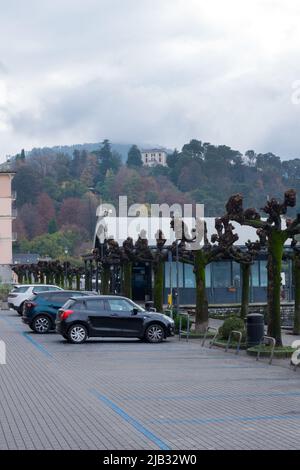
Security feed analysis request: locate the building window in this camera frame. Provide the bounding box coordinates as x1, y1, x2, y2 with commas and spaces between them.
184, 264, 195, 288
232, 262, 241, 287
251, 261, 259, 287
164, 262, 184, 288
260, 260, 268, 287
212, 261, 231, 288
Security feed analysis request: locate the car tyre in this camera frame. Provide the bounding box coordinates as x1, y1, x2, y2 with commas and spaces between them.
17, 303, 24, 316
67, 324, 88, 344
144, 324, 165, 343
32, 315, 51, 334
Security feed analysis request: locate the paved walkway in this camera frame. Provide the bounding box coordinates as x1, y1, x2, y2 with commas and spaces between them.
0, 309, 300, 450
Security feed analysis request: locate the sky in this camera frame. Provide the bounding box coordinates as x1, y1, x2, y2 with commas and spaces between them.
1, 0, 300, 162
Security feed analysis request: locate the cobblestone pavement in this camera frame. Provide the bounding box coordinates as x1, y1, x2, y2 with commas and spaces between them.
0, 309, 300, 450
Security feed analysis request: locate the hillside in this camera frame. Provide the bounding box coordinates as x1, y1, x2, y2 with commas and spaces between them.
11, 139, 300, 259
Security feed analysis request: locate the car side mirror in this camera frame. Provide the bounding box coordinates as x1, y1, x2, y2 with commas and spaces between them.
149, 307, 157, 312
132, 308, 139, 315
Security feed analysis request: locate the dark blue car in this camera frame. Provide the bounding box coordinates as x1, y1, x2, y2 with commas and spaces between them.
22, 290, 97, 333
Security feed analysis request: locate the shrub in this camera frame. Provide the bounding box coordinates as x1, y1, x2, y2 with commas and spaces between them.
173, 313, 188, 334
219, 316, 246, 341
0, 284, 11, 302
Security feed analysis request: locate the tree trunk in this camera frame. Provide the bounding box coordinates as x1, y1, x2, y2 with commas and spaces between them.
267, 231, 285, 346
194, 251, 208, 333
293, 251, 300, 335
122, 262, 132, 299
85, 271, 90, 291
101, 265, 110, 294
76, 274, 81, 291
240, 264, 251, 319
153, 260, 164, 313
55, 273, 60, 287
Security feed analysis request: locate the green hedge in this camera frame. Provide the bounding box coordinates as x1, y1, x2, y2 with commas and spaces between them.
247, 345, 296, 359
218, 316, 246, 341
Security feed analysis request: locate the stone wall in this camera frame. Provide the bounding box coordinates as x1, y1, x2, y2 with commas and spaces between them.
207, 303, 294, 327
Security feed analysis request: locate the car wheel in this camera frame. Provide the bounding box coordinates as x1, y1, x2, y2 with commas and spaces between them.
32, 315, 51, 334
67, 324, 88, 344
17, 303, 24, 316
144, 324, 165, 343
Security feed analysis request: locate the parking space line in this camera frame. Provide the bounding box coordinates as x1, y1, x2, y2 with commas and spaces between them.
90, 389, 170, 450
2, 316, 52, 358
22, 332, 52, 358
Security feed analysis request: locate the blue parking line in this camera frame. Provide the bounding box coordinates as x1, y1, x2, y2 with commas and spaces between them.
151, 414, 300, 426
3, 316, 52, 358
22, 332, 52, 358
90, 389, 170, 450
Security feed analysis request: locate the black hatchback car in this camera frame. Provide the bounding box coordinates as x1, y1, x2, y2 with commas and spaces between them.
56, 295, 175, 344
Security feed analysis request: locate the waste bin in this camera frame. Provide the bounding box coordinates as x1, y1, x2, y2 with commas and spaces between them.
145, 301, 155, 311
246, 313, 264, 348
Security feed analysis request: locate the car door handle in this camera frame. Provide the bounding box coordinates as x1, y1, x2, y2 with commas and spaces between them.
110, 313, 119, 317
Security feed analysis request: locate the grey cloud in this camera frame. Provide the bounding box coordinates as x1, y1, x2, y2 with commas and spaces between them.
1, 0, 300, 159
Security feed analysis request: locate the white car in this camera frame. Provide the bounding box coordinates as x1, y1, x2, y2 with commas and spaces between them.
7, 284, 63, 315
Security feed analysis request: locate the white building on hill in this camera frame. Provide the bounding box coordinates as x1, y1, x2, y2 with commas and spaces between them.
141, 149, 167, 167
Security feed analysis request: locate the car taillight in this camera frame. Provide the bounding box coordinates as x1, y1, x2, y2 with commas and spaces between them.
60, 309, 74, 320
26, 302, 37, 308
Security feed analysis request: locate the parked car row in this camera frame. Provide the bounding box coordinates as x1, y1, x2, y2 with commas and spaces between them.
7, 284, 175, 344
7, 284, 63, 315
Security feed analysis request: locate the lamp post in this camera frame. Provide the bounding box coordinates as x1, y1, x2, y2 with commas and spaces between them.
64, 248, 68, 287
175, 239, 180, 314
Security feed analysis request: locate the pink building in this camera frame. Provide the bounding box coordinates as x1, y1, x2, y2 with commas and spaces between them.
0, 163, 16, 283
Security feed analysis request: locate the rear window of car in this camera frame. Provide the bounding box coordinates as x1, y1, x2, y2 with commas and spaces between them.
62, 299, 85, 310
44, 292, 71, 303
12, 286, 29, 293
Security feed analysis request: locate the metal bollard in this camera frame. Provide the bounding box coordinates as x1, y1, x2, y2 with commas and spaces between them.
256, 336, 276, 365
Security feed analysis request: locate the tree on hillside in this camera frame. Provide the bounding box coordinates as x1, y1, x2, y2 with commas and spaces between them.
95, 140, 121, 181
13, 164, 42, 206
80, 154, 99, 187
71, 149, 88, 178
18, 203, 41, 239
36, 193, 56, 236
127, 145, 143, 168
182, 139, 204, 159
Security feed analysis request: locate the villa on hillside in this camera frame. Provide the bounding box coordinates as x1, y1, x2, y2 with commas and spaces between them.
141, 149, 168, 167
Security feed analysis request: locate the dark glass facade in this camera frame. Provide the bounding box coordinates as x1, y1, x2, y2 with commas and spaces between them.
162, 258, 294, 305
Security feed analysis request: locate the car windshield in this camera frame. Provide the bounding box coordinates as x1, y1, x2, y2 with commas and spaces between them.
127, 300, 145, 312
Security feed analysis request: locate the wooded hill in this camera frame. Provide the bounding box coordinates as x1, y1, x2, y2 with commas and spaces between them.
11, 139, 300, 259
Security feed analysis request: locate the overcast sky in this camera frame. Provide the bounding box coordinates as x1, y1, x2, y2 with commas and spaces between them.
0, 0, 300, 161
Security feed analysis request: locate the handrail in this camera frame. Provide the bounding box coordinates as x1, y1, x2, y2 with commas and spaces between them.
256, 336, 276, 365
225, 330, 242, 355
201, 326, 218, 348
